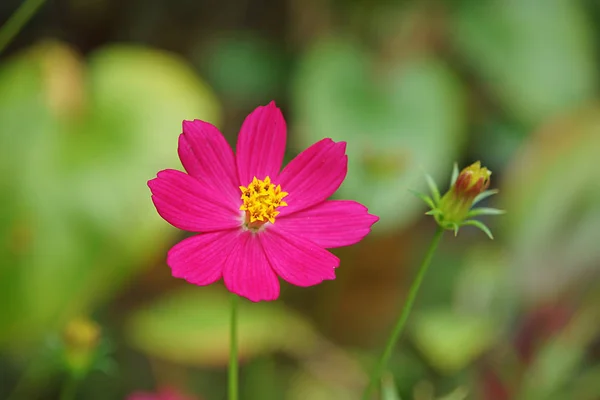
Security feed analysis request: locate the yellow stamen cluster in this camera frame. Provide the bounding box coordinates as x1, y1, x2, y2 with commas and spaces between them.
240, 176, 288, 226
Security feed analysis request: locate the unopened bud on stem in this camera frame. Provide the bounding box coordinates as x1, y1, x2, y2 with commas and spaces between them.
412, 161, 503, 239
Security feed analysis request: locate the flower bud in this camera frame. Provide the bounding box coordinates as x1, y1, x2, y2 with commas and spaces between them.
413, 161, 502, 239
453, 162, 491, 199
438, 162, 491, 224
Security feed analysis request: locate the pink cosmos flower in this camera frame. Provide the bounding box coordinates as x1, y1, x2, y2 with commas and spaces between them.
148, 101, 378, 302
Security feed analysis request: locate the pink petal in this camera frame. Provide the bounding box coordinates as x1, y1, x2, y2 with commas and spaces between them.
275, 200, 379, 248
222, 231, 280, 302
259, 227, 339, 287
277, 139, 347, 216
167, 230, 239, 286
148, 169, 241, 232
236, 101, 286, 186
179, 120, 239, 205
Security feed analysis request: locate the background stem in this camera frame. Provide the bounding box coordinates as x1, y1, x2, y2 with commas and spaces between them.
229, 293, 239, 400
0, 0, 46, 55
362, 226, 444, 399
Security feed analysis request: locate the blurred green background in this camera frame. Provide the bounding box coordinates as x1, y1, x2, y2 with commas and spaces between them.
1, 0, 600, 399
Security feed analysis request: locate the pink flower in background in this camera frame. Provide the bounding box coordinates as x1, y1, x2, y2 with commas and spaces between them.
148, 101, 378, 302
127, 387, 198, 400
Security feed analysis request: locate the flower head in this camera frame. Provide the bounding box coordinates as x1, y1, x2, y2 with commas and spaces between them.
148, 101, 378, 302
413, 161, 504, 239
451, 161, 491, 200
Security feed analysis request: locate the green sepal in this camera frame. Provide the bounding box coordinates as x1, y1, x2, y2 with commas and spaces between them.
425, 173, 441, 203
449, 162, 459, 187
425, 208, 442, 216
467, 207, 506, 218
451, 222, 460, 236
472, 189, 499, 206
462, 219, 494, 239
409, 189, 436, 209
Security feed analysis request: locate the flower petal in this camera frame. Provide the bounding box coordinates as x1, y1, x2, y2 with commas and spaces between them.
277, 139, 347, 216
179, 120, 239, 205
222, 231, 280, 302
236, 101, 287, 186
259, 227, 339, 287
276, 200, 379, 248
167, 230, 238, 286
148, 169, 241, 232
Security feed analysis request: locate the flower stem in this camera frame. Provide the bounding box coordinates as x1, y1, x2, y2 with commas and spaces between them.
362, 226, 444, 400
229, 293, 239, 400
0, 0, 46, 55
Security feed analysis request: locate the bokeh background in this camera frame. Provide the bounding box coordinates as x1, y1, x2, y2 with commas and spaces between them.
1, 0, 600, 399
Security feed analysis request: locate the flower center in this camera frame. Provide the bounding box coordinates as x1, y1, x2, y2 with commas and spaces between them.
239, 176, 288, 229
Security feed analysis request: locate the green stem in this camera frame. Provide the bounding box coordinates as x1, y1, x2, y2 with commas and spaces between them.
229, 293, 239, 400
362, 226, 444, 400
0, 0, 46, 55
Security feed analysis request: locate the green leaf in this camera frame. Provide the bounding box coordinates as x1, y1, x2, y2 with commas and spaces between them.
502, 106, 600, 301
200, 33, 285, 107
516, 301, 600, 399
381, 373, 402, 400
125, 287, 318, 366
462, 220, 494, 240
293, 39, 466, 231
452, 0, 597, 126
0, 41, 221, 350
287, 370, 357, 400
437, 387, 469, 400
411, 308, 497, 374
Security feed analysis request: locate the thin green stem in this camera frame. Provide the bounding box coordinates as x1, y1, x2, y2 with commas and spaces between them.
362, 226, 444, 400
229, 293, 239, 400
0, 0, 46, 55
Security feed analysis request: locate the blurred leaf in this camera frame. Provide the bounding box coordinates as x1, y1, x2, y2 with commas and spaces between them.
382, 373, 402, 400
519, 339, 584, 400
437, 387, 468, 400
292, 39, 466, 231
0, 41, 220, 349
287, 370, 358, 400
454, 246, 516, 325
472, 120, 527, 170
125, 287, 318, 366
566, 364, 600, 400
516, 298, 600, 399
386, 349, 428, 399
411, 308, 497, 374
199, 33, 286, 107
452, 0, 597, 126
241, 357, 286, 400
502, 106, 600, 302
